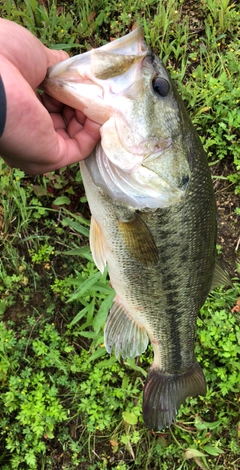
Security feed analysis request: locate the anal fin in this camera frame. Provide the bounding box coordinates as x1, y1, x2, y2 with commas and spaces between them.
104, 297, 149, 359
143, 361, 206, 431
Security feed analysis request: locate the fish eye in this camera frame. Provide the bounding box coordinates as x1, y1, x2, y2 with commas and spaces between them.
152, 77, 170, 97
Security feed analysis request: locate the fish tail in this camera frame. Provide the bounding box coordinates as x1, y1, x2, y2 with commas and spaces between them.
142, 361, 206, 431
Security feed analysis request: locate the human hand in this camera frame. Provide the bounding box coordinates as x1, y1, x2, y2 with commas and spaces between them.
0, 19, 101, 175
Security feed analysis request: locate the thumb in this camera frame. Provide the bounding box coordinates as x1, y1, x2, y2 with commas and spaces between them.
44, 46, 70, 68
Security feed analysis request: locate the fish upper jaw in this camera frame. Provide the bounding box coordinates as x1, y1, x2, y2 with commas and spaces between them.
40, 27, 149, 123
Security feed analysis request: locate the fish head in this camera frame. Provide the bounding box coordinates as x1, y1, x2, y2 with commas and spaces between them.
83, 45, 192, 210
41, 27, 191, 209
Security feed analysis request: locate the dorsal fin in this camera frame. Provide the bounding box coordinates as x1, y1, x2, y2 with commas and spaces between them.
211, 261, 232, 290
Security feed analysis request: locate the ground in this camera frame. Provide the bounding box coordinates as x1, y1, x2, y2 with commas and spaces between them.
212, 162, 239, 278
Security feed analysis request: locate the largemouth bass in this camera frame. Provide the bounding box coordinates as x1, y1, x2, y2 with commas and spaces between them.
42, 27, 229, 430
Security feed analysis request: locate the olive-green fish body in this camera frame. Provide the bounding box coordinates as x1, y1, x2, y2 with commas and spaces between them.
42, 27, 229, 430
80, 118, 216, 428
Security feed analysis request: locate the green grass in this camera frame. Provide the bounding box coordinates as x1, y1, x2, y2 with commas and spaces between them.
0, 1, 240, 469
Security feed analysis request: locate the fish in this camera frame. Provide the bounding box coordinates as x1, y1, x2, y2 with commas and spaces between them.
41, 27, 230, 430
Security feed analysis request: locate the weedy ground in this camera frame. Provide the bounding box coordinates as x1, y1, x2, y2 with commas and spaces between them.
0, 1, 239, 469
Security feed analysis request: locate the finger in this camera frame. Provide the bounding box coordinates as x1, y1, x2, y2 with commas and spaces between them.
53, 109, 100, 142
49, 108, 79, 132
62, 106, 81, 126
44, 46, 69, 68
75, 109, 89, 126
54, 122, 101, 167
67, 116, 85, 137
41, 92, 65, 113
22, 122, 102, 173
50, 112, 69, 131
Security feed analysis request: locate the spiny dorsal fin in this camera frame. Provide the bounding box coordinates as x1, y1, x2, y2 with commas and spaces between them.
90, 216, 107, 274
118, 213, 158, 267
104, 296, 149, 359
211, 261, 232, 290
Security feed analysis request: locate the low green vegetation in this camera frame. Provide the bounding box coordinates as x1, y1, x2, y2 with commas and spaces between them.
0, 1, 239, 469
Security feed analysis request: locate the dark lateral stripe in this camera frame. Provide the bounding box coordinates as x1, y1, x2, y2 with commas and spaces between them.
168, 305, 182, 369
0, 75, 7, 137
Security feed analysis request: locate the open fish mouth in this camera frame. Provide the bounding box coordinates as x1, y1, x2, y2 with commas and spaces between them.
41, 26, 191, 211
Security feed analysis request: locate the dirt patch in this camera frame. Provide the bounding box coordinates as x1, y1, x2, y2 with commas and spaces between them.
212, 162, 240, 278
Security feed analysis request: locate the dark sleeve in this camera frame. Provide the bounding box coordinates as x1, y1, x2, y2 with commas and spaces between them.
0, 75, 7, 137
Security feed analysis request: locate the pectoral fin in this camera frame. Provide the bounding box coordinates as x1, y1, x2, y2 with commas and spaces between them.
104, 296, 149, 359
118, 213, 159, 267
90, 216, 107, 274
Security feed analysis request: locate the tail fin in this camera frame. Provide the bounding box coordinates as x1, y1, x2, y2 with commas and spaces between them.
143, 361, 206, 431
